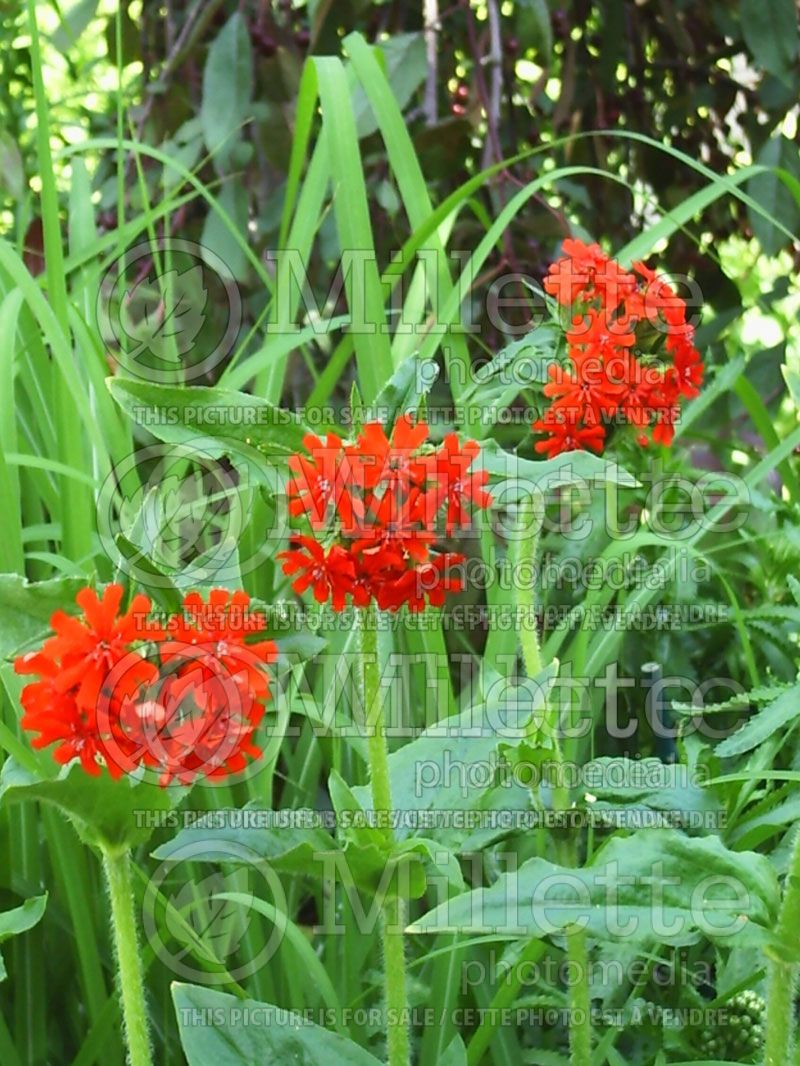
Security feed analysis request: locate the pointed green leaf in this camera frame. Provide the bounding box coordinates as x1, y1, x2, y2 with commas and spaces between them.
0, 758, 184, 852
0, 895, 47, 982
173, 984, 383, 1064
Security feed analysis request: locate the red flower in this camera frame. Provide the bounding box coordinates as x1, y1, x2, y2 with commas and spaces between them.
280, 418, 492, 612
350, 415, 429, 493
543, 351, 623, 423
113, 669, 262, 786
534, 244, 704, 455
565, 308, 635, 355
15, 652, 105, 776
602, 353, 657, 429
287, 432, 361, 529
42, 584, 161, 708
163, 589, 277, 701
543, 239, 610, 305
351, 491, 434, 562
278, 536, 355, 610
15, 584, 276, 786
532, 409, 606, 459
651, 403, 680, 446
376, 553, 465, 612
419, 434, 492, 535
544, 239, 636, 311
666, 334, 704, 398
590, 258, 638, 312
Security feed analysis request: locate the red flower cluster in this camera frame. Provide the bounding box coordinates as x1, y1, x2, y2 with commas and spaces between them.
14, 585, 276, 785
534, 239, 704, 457
279, 416, 492, 611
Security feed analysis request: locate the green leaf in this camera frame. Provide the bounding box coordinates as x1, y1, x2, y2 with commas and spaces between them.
579, 757, 723, 825
352, 663, 558, 851
51, 0, 98, 51
394, 837, 465, 894
0, 758, 184, 852
462, 327, 558, 434
107, 377, 309, 477
715, 682, 800, 758
173, 984, 383, 1065
353, 34, 427, 138
166, 876, 246, 963
440, 1035, 468, 1066
151, 806, 338, 872
0, 573, 85, 658
105, 2, 138, 65
0, 895, 47, 982
783, 365, 800, 409
200, 183, 250, 283
464, 327, 557, 396
747, 135, 800, 255
212, 893, 346, 1026
325, 775, 432, 899
119, 264, 207, 368
478, 439, 638, 501
0, 133, 24, 200
327, 769, 394, 889
516, 0, 553, 62
314, 56, 394, 401
674, 355, 747, 440
367, 355, 439, 427
740, 0, 799, 83
410, 830, 779, 946
201, 12, 253, 172
673, 681, 792, 715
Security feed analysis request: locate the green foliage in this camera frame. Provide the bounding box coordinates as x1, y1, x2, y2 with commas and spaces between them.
0, 2, 797, 1065
0, 758, 184, 852
411, 830, 780, 945
201, 13, 254, 173
0, 574, 85, 658
173, 984, 383, 1065
0, 894, 46, 982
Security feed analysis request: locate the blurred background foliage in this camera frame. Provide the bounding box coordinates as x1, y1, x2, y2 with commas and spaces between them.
3, 0, 800, 327
2, 0, 798, 696
0, 6, 798, 1064
0, 0, 797, 695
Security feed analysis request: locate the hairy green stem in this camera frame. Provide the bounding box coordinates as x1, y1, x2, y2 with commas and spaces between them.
515, 500, 544, 681
567, 925, 591, 1066
765, 827, 800, 1065
360, 604, 410, 1066
362, 609, 394, 850
514, 497, 569, 812
382, 894, 411, 1066
102, 849, 153, 1066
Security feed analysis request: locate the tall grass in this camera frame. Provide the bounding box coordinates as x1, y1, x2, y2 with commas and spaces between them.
0, 11, 798, 1066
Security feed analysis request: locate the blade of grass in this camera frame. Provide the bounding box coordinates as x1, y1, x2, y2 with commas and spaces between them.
27, 0, 92, 564
314, 56, 394, 401
259, 137, 330, 405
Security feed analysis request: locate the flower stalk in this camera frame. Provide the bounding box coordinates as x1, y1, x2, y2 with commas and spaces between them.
567, 924, 591, 1066
360, 603, 410, 1066
102, 848, 153, 1066
764, 826, 800, 1065
514, 496, 569, 812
